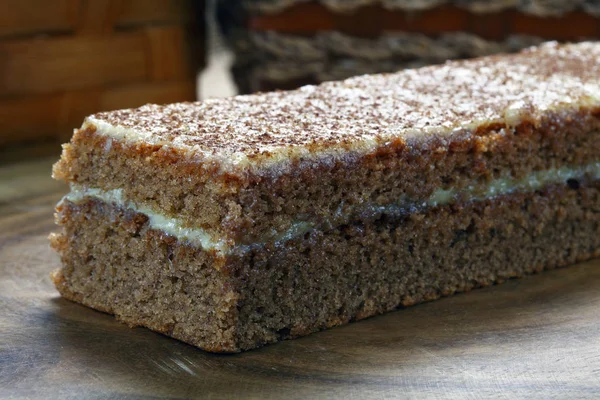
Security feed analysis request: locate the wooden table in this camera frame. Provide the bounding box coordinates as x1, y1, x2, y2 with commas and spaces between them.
2, 157, 600, 399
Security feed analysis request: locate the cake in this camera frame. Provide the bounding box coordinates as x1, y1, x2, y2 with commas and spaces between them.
219, 0, 600, 92
51, 42, 600, 352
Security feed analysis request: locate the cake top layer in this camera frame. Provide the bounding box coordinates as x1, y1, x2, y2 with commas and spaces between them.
86, 41, 600, 172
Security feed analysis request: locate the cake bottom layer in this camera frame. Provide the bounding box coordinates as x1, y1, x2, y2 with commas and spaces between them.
51, 181, 600, 352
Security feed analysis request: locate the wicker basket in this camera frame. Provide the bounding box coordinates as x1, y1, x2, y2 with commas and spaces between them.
221, 1, 600, 94
0, 0, 205, 148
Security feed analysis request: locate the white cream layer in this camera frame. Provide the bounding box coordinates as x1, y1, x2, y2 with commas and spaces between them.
63, 162, 600, 254
428, 162, 600, 206
63, 186, 230, 254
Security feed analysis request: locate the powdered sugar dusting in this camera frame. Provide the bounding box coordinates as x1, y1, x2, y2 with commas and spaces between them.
86, 42, 600, 173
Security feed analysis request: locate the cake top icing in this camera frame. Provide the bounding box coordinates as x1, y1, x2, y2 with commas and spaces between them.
86, 41, 600, 173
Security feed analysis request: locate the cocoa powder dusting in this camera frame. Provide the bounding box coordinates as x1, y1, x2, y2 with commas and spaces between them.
89, 42, 600, 169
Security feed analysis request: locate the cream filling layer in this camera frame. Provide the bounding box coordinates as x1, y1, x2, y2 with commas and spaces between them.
62, 186, 231, 254
427, 163, 600, 206
62, 162, 600, 255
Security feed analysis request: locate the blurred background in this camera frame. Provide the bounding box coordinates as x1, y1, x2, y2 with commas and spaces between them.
2, 0, 600, 163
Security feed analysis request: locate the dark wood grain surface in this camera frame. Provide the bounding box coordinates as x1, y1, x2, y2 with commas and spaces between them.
1, 157, 600, 399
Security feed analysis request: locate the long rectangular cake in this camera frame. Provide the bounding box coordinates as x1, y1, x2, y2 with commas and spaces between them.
51, 42, 600, 352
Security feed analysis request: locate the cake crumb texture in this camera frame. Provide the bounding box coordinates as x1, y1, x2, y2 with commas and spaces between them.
52, 181, 600, 352
50, 41, 600, 352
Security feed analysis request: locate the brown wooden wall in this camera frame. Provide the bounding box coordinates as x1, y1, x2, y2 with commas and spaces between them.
0, 0, 205, 149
